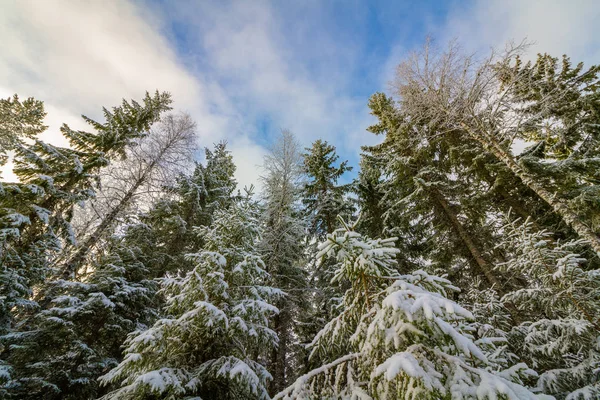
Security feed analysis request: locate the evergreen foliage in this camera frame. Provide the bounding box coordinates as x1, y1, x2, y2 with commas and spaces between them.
494, 217, 600, 399
1, 238, 156, 399
1, 42, 599, 400
0, 95, 46, 171
100, 193, 282, 399
0, 91, 171, 335
260, 131, 308, 393
276, 219, 546, 400
302, 140, 353, 237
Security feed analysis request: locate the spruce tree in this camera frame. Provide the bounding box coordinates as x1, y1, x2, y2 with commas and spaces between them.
0, 95, 46, 172
0, 92, 171, 333
302, 140, 353, 238
0, 237, 156, 400
0, 91, 171, 397
121, 141, 238, 278
393, 42, 600, 255
276, 218, 545, 399
300, 140, 355, 374
100, 192, 282, 399
61, 113, 196, 280
0, 95, 48, 335
354, 153, 386, 240
362, 92, 508, 292
493, 217, 600, 399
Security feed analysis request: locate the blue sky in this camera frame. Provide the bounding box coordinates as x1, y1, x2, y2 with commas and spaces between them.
145, 0, 455, 177
1, 0, 599, 188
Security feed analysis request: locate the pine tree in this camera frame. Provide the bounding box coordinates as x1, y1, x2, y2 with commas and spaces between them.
0, 91, 171, 334
275, 218, 546, 399
0, 95, 46, 172
300, 140, 355, 374
354, 153, 385, 240
61, 112, 196, 280
362, 92, 508, 291
118, 141, 238, 279
0, 92, 171, 397
201, 141, 238, 218
100, 192, 282, 399
0, 95, 49, 335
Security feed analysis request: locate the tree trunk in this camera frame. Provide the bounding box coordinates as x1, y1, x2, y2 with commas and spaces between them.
60, 163, 153, 279
477, 165, 543, 229
463, 123, 600, 255
431, 188, 503, 290
269, 303, 289, 394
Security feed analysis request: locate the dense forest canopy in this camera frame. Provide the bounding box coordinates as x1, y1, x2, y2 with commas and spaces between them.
1, 41, 599, 400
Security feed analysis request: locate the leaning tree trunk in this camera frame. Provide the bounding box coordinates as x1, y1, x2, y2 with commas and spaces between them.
60, 161, 155, 279
462, 123, 600, 256
432, 188, 523, 323
431, 188, 503, 291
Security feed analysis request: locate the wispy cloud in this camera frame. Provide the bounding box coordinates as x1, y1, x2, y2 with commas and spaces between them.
2, 0, 598, 187
0, 0, 254, 185
159, 1, 382, 169
436, 0, 600, 63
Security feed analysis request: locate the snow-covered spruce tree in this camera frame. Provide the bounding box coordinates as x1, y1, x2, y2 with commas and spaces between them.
363, 91, 522, 293
354, 152, 386, 240
302, 140, 353, 238
300, 140, 355, 373
0, 91, 171, 397
100, 190, 282, 400
260, 130, 308, 393
0, 238, 156, 400
170, 141, 238, 240
0, 94, 48, 398
98, 141, 238, 282
494, 217, 600, 399
200, 141, 238, 218
495, 54, 600, 245
0, 94, 46, 172
0, 95, 48, 335
275, 217, 548, 400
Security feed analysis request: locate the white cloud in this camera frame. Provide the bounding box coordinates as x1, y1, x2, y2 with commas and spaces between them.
1, 0, 378, 190
438, 0, 600, 63
0, 0, 263, 188
229, 136, 268, 193
167, 1, 375, 160
0, 1, 201, 116
377, 0, 599, 157
13, 1, 591, 192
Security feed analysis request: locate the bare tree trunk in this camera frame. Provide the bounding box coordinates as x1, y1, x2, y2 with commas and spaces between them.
60, 113, 196, 278
433, 189, 525, 323
60, 172, 148, 279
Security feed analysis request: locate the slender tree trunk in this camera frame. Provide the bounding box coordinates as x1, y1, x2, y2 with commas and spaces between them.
463, 123, 600, 255
269, 305, 289, 394
431, 188, 503, 290
60, 163, 154, 279
432, 188, 524, 322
